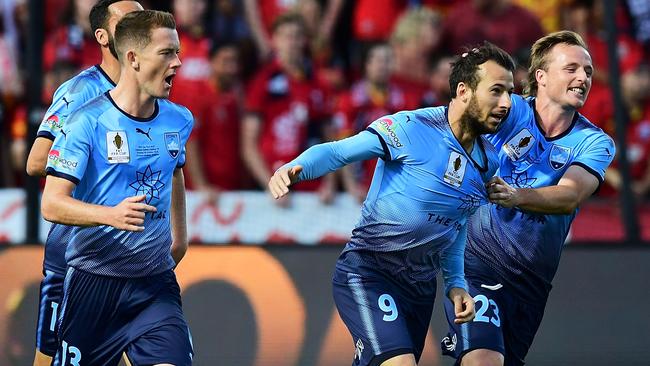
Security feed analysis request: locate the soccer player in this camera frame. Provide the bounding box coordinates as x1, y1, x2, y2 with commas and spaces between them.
41, 10, 193, 365
269, 42, 515, 366
441, 31, 616, 366
26, 1, 143, 365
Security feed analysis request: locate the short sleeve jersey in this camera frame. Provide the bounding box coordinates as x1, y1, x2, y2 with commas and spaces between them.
46, 93, 193, 277
465, 95, 616, 301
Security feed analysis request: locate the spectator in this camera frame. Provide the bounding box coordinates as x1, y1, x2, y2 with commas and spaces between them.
241, 13, 334, 205
390, 6, 443, 109
334, 43, 409, 199
183, 43, 245, 202
420, 54, 454, 107
172, 0, 211, 86
440, 0, 544, 56
600, 63, 650, 199
42, 0, 101, 71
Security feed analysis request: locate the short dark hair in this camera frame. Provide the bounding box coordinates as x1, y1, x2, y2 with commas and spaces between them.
527, 31, 588, 96
449, 41, 515, 98
89, 0, 125, 33
270, 13, 306, 35
210, 41, 238, 58
114, 10, 176, 60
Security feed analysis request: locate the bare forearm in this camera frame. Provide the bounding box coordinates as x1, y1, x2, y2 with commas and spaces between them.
170, 170, 188, 264
242, 145, 272, 188
514, 186, 580, 214
185, 141, 209, 189
42, 193, 112, 226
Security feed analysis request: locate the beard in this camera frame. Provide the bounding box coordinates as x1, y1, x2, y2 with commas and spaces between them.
108, 33, 119, 60
459, 94, 495, 135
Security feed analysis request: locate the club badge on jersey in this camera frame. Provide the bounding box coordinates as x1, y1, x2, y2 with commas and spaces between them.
106, 131, 130, 163
164, 132, 180, 158
549, 145, 571, 170
443, 151, 468, 188
503, 129, 536, 161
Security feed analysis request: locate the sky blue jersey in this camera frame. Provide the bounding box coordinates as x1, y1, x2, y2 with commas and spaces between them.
39, 65, 116, 274
46, 92, 193, 278
465, 95, 616, 301
289, 107, 499, 293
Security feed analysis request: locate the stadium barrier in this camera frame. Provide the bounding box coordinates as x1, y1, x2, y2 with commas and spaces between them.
1, 246, 649, 365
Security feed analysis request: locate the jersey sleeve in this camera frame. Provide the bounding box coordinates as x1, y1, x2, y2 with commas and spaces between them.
571, 133, 616, 184
287, 130, 385, 181
365, 111, 416, 161
176, 107, 195, 169
439, 223, 468, 296
45, 111, 93, 184
38, 80, 100, 140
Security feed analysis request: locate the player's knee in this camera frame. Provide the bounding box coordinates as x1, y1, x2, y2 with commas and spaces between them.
460, 348, 504, 366
379, 353, 417, 366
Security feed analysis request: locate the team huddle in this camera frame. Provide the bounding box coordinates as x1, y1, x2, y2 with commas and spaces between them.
28, 1, 614, 366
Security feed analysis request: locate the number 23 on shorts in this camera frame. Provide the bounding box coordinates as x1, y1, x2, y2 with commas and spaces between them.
473, 294, 501, 327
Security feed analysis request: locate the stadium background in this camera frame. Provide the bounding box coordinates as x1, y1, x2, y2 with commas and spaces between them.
1, 0, 650, 365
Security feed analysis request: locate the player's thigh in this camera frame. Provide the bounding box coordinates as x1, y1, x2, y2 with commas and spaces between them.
501, 300, 545, 366
441, 282, 506, 360
332, 270, 430, 366
460, 349, 504, 366
33, 350, 53, 366
125, 271, 193, 366
380, 353, 417, 366
35, 270, 65, 357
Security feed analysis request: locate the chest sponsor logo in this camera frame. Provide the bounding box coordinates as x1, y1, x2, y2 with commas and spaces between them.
443, 151, 467, 188
549, 144, 571, 170
165, 132, 181, 158
503, 129, 535, 161
106, 131, 130, 163
129, 165, 165, 204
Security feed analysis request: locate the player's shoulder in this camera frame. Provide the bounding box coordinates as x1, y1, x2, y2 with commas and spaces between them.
55, 66, 112, 97
571, 113, 615, 148
157, 99, 194, 132
66, 93, 113, 126
397, 106, 448, 129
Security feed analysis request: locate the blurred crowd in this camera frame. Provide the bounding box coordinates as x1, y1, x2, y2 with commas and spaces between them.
1, 0, 650, 202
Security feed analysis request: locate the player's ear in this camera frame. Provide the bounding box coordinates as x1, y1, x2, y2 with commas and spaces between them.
95, 28, 109, 47
127, 50, 139, 70
535, 69, 546, 88
456, 82, 470, 103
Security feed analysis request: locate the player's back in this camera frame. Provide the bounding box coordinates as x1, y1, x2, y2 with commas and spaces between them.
346, 107, 499, 256
466, 94, 615, 301
46, 93, 194, 278
40, 65, 116, 275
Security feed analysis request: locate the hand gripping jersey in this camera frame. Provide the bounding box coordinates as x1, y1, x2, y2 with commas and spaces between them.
465, 95, 616, 301
46, 92, 193, 277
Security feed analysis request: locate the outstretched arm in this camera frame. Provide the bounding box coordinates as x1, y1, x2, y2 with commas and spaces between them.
268, 130, 384, 199
487, 165, 599, 214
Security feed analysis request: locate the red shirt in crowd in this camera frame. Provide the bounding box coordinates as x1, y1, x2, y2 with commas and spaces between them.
174, 81, 243, 190
245, 58, 330, 190
353, 0, 407, 42
42, 26, 101, 71
335, 80, 409, 189
441, 2, 544, 54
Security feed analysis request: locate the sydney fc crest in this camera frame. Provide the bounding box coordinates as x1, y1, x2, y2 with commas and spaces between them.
503, 129, 535, 161
549, 145, 571, 170
164, 132, 180, 158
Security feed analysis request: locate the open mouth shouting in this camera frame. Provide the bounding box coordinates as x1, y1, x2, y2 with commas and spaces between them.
164, 73, 175, 88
